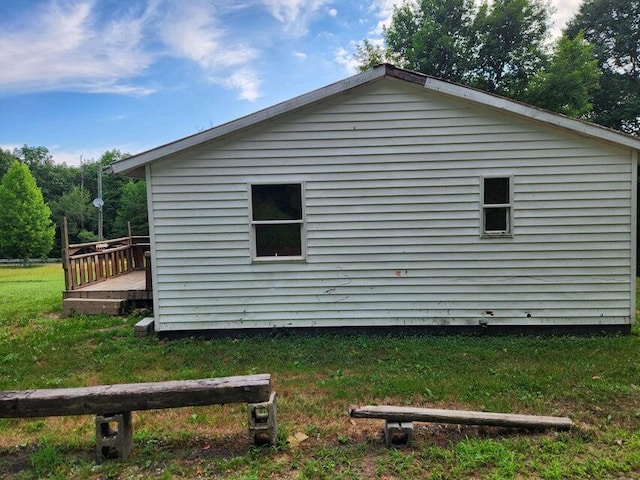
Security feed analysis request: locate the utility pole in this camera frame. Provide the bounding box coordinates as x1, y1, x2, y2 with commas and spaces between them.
97, 167, 103, 240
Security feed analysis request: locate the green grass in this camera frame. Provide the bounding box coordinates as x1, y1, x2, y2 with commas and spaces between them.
0, 264, 63, 324
0, 264, 639, 479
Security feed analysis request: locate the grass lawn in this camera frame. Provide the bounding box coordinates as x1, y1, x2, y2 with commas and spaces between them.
0, 264, 639, 479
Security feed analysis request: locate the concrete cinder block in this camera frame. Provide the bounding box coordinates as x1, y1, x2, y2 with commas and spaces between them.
384, 421, 413, 447
95, 412, 133, 462
134, 317, 155, 337
248, 391, 277, 445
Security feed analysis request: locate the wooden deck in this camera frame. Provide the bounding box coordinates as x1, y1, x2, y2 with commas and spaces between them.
63, 270, 151, 301
61, 225, 153, 315
62, 270, 152, 315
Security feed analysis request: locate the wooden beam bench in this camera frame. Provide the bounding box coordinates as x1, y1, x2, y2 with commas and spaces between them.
349, 405, 573, 447
0, 374, 277, 462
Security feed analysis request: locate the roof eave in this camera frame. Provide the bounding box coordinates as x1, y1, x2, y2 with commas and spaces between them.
107, 65, 390, 177
108, 64, 640, 177
417, 75, 640, 152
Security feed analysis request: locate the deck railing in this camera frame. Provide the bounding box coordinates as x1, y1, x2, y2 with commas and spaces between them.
61, 219, 150, 291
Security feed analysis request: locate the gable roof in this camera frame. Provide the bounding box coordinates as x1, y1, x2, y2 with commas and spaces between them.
108, 64, 640, 178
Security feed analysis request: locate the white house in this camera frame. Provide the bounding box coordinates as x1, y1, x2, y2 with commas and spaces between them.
108, 64, 640, 336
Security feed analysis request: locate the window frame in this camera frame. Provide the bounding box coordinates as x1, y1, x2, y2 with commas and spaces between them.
480, 175, 514, 238
249, 181, 306, 262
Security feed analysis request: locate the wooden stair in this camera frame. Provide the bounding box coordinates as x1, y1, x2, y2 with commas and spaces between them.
63, 298, 127, 316
62, 270, 152, 316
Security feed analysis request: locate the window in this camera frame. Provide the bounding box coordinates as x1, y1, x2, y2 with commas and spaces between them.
481, 176, 512, 237
250, 183, 305, 260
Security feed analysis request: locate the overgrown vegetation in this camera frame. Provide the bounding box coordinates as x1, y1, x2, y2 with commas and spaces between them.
1, 265, 639, 479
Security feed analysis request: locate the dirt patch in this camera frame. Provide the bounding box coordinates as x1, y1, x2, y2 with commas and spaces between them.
0, 446, 34, 479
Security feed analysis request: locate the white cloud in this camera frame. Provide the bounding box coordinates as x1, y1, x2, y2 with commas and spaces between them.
549, 0, 582, 38
0, 144, 21, 153
369, 0, 403, 35
260, 0, 332, 35
158, 1, 261, 100
215, 68, 261, 102
0, 1, 155, 95
0, 0, 264, 101
328, 8, 338, 17
294, 51, 307, 60
335, 46, 360, 74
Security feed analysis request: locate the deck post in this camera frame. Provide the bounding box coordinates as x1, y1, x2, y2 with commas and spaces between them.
61, 217, 72, 291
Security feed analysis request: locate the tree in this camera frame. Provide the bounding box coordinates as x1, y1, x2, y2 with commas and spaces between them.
0, 161, 55, 264
470, 0, 549, 97
566, 0, 640, 134
113, 181, 149, 237
355, 39, 389, 72
524, 32, 601, 117
49, 186, 97, 245
384, 0, 475, 82
0, 149, 18, 179
10, 145, 80, 203
356, 0, 551, 100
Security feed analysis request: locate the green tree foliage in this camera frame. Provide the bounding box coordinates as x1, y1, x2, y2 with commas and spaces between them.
0, 149, 18, 179
11, 145, 79, 203
471, 0, 549, 96
49, 186, 97, 245
358, 0, 551, 99
524, 32, 601, 117
113, 181, 149, 237
0, 161, 55, 264
566, 0, 640, 134
355, 39, 389, 72
384, 0, 474, 81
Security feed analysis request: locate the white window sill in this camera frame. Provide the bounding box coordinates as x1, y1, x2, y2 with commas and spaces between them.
480, 232, 513, 239
252, 256, 307, 263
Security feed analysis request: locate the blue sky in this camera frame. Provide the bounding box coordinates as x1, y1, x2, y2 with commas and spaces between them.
0, 0, 582, 166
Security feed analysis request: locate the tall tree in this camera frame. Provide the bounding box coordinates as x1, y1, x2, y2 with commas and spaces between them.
566, 0, 640, 134
49, 186, 97, 245
524, 32, 601, 117
356, 0, 551, 100
113, 180, 149, 237
0, 161, 55, 264
471, 0, 549, 97
11, 145, 80, 203
384, 0, 475, 82
0, 149, 18, 179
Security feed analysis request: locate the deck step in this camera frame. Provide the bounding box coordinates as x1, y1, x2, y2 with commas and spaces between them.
63, 298, 127, 316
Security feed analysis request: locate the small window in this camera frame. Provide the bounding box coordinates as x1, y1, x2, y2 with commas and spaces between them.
250, 183, 304, 260
481, 176, 512, 237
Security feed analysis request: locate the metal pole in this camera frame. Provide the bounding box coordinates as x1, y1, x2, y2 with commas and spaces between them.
97, 167, 103, 240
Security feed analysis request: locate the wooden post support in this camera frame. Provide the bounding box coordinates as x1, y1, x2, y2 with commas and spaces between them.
61, 217, 72, 291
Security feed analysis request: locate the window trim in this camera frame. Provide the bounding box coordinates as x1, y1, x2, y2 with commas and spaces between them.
480, 175, 513, 238
249, 181, 307, 262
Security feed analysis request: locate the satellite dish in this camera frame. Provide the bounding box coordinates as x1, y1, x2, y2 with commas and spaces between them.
93, 197, 104, 208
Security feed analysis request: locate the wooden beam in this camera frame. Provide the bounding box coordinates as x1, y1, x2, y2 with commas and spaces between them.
349, 405, 573, 431
0, 375, 271, 418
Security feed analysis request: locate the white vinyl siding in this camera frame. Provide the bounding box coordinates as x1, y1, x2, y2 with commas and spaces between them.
148, 78, 634, 331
